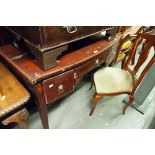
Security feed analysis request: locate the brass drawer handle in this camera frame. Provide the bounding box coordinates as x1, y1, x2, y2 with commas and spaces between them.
63, 26, 77, 33
58, 85, 64, 93
95, 59, 100, 65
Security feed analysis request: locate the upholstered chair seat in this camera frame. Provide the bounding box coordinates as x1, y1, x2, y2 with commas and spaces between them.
94, 67, 133, 94
121, 40, 132, 51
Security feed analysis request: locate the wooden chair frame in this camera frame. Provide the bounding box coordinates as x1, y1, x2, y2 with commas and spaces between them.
89, 30, 155, 116
113, 26, 150, 68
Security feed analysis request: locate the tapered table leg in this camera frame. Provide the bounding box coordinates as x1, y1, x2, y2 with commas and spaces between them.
35, 83, 49, 129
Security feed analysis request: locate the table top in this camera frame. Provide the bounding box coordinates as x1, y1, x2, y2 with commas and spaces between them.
0, 34, 121, 85
0, 62, 30, 117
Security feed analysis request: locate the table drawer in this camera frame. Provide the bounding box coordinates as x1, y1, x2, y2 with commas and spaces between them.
76, 49, 110, 77
43, 69, 75, 103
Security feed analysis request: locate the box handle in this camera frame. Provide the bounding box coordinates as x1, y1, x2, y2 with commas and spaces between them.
63, 26, 77, 33
58, 85, 64, 93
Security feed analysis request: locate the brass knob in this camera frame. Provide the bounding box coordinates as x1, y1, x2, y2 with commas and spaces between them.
95, 59, 99, 65
58, 85, 64, 93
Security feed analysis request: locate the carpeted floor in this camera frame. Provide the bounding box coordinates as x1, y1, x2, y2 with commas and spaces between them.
26, 75, 155, 129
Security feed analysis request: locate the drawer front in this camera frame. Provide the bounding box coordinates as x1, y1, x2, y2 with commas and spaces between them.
42, 26, 112, 48
43, 69, 75, 103
76, 49, 111, 77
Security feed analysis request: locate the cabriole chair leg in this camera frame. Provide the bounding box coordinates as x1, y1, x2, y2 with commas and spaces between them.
89, 94, 102, 116
123, 95, 134, 114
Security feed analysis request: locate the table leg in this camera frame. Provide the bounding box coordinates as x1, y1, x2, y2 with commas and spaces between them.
35, 83, 49, 129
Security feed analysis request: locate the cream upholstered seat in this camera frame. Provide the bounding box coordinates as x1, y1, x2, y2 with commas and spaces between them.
94, 67, 133, 94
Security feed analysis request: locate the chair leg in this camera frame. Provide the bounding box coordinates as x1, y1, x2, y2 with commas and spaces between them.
89, 94, 102, 116
89, 80, 94, 90
88, 75, 94, 90
123, 95, 134, 114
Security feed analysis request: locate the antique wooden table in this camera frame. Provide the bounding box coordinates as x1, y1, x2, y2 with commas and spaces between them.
0, 34, 121, 128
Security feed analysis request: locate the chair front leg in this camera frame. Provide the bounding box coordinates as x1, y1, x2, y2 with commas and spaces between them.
123, 95, 134, 114
89, 93, 102, 116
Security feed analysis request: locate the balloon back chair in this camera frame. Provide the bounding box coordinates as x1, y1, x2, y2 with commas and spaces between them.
89, 30, 155, 116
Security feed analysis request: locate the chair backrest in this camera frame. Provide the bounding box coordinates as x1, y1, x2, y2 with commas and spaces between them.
113, 26, 147, 63
123, 29, 155, 93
